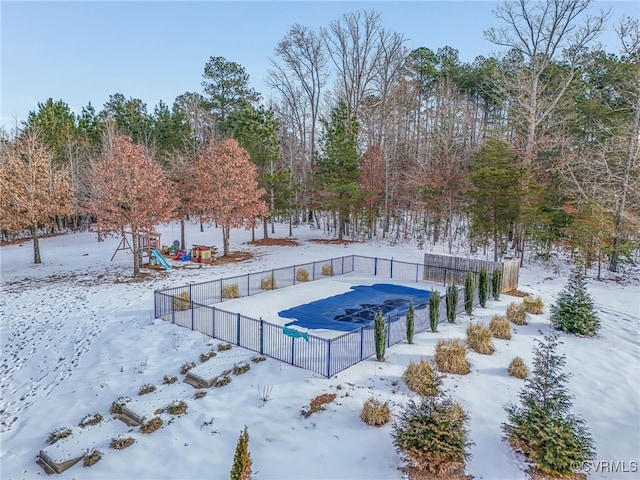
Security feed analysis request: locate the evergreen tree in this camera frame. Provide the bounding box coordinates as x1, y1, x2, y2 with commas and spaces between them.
429, 292, 440, 332
551, 263, 600, 336
491, 269, 502, 300
230, 426, 252, 480
464, 271, 475, 315
502, 332, 595, 476
446, 284, 458, 323
374, 310, 386, 361
478, 267, 489, 307
406, 300, 415, 344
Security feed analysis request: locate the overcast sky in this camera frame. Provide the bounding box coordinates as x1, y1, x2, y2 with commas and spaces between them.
2, 0, 638, 131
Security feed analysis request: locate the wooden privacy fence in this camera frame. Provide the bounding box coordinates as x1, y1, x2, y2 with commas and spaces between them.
154, 254, 514, 377
423, 253, 520, 292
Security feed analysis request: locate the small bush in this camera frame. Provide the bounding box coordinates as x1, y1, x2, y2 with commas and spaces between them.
392, 396, 471, 475
506, 302, 528, 325
200, 350, 217, 363
110, 436, 135, 450
163, 375, 177, 384
434, 339, 470, 375
167, 400, 188, 415
478, 267, 489, 308
374, 310, 386, 361
138, 383, 156, 395
230, 426, 252, 480
194, 390, 207, 399
466, 322, 495, 355
464, 271, 475, 315
507, 356, 529, 379
180, 361, 196, 375
260, 275, 276, 290
550, 265, 600, 336
446, 284, 458, 323
222, 283, 240, 299
232, 362, 250, 375
173, 291, 191, 311
251, 354, 267, 363
217, 343, 232, 352
83, 449, 102, 467
489, 315, 511, 340
79, 412, 103, 427
321, 264, 333, 276
140, 417, 163, 434
109, 396, 129, 415
523, 296, 544, 314
47, 427, 72, 444
360, 398, 391, 427
403, 359, 442, 397
492, 269, 503, 300
301, 393, 336, 418
295, 268, 310, 282
213, 375, 231, 387
406, 300, 415, 344
429, 293, 440, 332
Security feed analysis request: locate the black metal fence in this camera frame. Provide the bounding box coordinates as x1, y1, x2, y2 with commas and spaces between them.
154, 255, 480, 377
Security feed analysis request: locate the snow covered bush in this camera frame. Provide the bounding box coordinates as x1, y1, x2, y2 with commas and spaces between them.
83, 449, 102, 467
550, 265, 599, 336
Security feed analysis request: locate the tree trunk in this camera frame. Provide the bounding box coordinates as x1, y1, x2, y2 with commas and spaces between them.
180, 218, 186, 251
132, 230, 141, 277
263, 218, 268, 239
222, 226, 230, 256
32, 226, 41, 264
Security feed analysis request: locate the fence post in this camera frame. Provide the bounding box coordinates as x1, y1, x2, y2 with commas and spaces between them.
327, 340, 331, 378
212, 307, 216, 338
220, 278, 223, 302
341, 256, 344, 274
290, 337, 295, 365
387, 316, 391, 347
359, 327, 364, 361
416, 264, 419, 282
259, 318, 264, 354
247, 273, 250, 296
390, 258, 394, 278
293, 265, 296, 285
191, 303, 194, 331
374, 257, 378, 276
236, 313, 242, 346
171, 300, 175, 324
444, 268, 447, 286
313, 261, 316, 281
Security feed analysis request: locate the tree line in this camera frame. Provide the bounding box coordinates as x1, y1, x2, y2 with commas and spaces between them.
1, 1, 638, 275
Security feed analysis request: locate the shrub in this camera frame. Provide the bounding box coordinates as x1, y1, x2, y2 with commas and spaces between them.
138, 383, 156, 395
173, 291, 191, 311
230, 426, 252, 480
429, 293, 440, 332
222, 283, 240, 299
321, 264, 333, 276
167, 400, 187, 415
79, 412, 103, 427
506, 302, 528, 325
200, 350, 217, 363
523, 295, 544, 314
478, 267, 489, 308
180, 361, 196, 375
163, 375, 177, 384
251, 354, 267, 363
406, 300, 415, 344
295, 268, 310, 282
502, 332, 595, 476
83, 449, 102, 467
360, 398, 391, 427
492, 269, 503, 300
213, 375, 231, 387
466, 322, 495, 355
464, 271, 475, 315
217, 342, 232, 352
140, 417, 163, 434
109, 396, 129, 415
260, 275, 276, 290
374, 310, 386, 361
301, 393, 336, 418
551, 265, 599, 336
392, 395, 472, 476
434, 339, 470, 375
232, 362, 251, 375
489, 315, 511, 340
508, 356, 529, 379
194, 390, 207, 399
446, 284, 458, 323
403, 359, 442, 397
110, 436, 135, 450
47, 427, 72, 444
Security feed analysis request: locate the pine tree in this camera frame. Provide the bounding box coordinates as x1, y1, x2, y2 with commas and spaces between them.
406, 300, 415, 344
478, 267, 489, 307
491, 269, 502, 300
464, 271, 475, 315
374, 310, 386, 361
550, 263, 600, 336
446, 284, 458, 323
502, 332, 595, 476
230, 426, 252, 480
429, 292, 440, 332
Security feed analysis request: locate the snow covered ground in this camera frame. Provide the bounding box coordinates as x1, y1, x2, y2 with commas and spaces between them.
1, 222, 638, 480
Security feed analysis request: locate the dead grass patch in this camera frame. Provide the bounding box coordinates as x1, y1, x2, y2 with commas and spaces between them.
79, 412, 103, 427
83, 449, 102, 467
466, 322, 495, 355
167, 400, 188, 415
360, 398, 391, 427
523, 295, 544, 314
47, 427, 72, 444
110, 436, 135, 450
222, 283, 240, 299
508, 356, 529, 379
403, 359, 442, 397
506, 302, 528, 325
489, 315, 511, 340
301, 393, 337, 418
140, 417, 163, 434
249, 237, 299, 246
434, 339, 470, 375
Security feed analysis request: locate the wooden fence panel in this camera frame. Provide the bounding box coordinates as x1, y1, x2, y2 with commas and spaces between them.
423, 254, 519, 292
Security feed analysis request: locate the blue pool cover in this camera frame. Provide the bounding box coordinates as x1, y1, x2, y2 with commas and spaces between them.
279, 283, 430, 332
